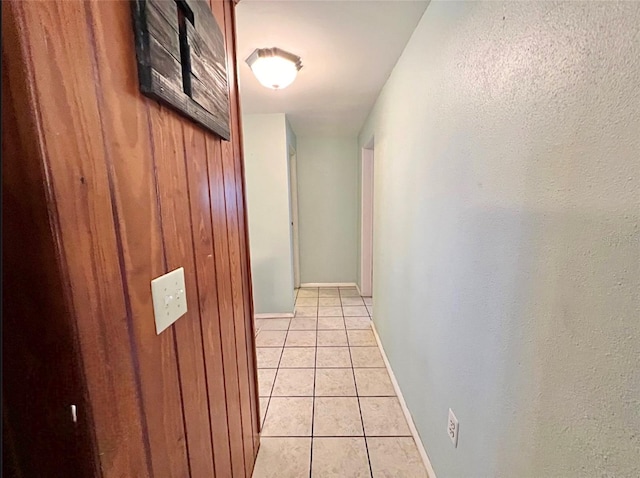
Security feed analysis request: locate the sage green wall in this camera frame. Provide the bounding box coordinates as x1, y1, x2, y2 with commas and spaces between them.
359, 1, 640, 477
243, 113, 294, 314
297, 136, 359, 284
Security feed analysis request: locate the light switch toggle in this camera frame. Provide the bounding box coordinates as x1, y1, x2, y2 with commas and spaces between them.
151, 267, 188, 334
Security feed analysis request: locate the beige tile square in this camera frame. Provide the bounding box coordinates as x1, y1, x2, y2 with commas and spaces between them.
367, 437, 428, 478
262, 397, 313, 436
311, 438, 370, 478
339, 288, 360, 297
347, 330, 377, 346
272, 369, 315, 396
256, 318, 291, 331
318, 306, 342, 317
258, 369, 277, 397
295, 306, 317, 317
295, 297, 317, 306
350, 347, 385, 368
259, 397, 269, 425
297, 289, 318, 298
318, 317, 345, 330
343, 306, 369, 317
318, 297, 341, 306
280, 347, 316, 368
360, 397, 410, 436
256, 347, 283, 368
313, 397, 363, 436
354, 369, 395, 396
366, 305, 373, 316
318, 288, 340, 297
256, 330, 287, 347
285, 330, 316, 347
316, 347, 352, 368
315, 369, 356, 396
341, 296, 364, 306
289, 318, 317, 330
317, 330, 348, 346
253, 437, 311, 478
345, 317, 372, 330
363, 297, 373, 306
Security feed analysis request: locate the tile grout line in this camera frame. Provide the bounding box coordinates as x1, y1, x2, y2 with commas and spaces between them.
260, 367, 386, 370
268, 287, 377, 475
259, 345, 381, 348
308, 289, 319, 478
341, 287, 374, 478
258, 289, 403, 476
265, 395, 397, 398
261, 435, 413, 438
261, 289, 296, 431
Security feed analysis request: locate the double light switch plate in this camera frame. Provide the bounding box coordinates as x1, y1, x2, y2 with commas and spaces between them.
151, 267, 188, 334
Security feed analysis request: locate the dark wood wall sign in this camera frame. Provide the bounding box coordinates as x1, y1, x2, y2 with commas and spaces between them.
132, 0, 231, 140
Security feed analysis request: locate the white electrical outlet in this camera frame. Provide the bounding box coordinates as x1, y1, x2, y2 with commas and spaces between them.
448, 408, 459, 447
151, 267, 188, 334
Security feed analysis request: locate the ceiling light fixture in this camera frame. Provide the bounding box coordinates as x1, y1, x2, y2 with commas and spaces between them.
246, 47, 302, 90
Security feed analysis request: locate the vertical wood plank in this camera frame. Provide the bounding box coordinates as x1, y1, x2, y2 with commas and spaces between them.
148, 103, 216, 478
6, 1, 150, 475
206, 130, 247, 478
208, 4, 250, 476
217, 77, 255, 478
220, 125, 255, 478
84, 2, 189, 476
220, 140, 256, 478
223, 0, 261, 455
2, 10, 99, 476
182, 121, 234, 477
213, 2, 261, 473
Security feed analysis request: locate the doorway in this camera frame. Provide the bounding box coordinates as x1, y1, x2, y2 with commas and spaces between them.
289, 147, 301, 289
360, 139, 374, 297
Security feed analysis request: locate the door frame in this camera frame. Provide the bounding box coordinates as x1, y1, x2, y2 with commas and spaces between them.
360, 138, 374, 297
288, 146, 301, 288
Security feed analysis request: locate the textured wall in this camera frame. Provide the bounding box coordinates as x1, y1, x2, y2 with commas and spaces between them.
359, 1, 640, 477
297, 136, 359, 283
243, 113, 295, 314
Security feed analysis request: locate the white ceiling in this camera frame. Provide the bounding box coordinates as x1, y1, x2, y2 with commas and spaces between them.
235, 1, 429, 136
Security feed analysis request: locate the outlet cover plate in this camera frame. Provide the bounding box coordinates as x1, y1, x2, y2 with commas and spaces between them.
448, 408, 459, 447
151, 267, 188, 334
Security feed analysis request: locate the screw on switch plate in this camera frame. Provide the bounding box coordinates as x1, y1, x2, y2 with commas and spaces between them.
151, 267, 188, 334
448, 408, 459, 447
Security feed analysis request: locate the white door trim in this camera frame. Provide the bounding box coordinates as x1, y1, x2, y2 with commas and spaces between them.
360, 145, 374, 297
289, 147, 301, 289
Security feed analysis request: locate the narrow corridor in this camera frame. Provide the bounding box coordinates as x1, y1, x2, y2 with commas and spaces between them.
252, 286, 428, 477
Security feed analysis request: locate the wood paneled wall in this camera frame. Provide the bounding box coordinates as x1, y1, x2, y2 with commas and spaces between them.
2, 1, 259, 476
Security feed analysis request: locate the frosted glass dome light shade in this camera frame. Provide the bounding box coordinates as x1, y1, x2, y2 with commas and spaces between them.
246, 48, 302, 90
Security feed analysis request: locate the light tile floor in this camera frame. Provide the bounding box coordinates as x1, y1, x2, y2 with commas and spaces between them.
253, 287, 428, 478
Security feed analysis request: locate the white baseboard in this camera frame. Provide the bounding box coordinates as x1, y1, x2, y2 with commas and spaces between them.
254, 313, 294, 319
299, 282, 357, 288
371, 323, 438, 478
